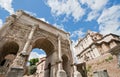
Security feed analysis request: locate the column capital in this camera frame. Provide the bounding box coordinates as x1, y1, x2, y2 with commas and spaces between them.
58, 34, 62, 40
32, 24, 39, 30
20, 51, 29, 56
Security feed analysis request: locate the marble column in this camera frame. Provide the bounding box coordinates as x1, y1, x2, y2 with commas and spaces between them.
21, 25, 37, 55
6, 24, 37, 77
67, 37, 82, 77
57, 35, 67, 77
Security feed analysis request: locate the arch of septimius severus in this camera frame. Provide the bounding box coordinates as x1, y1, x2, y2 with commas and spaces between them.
0, 10, 81, 77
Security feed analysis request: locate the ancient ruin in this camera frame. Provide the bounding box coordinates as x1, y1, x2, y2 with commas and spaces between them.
0, 10, 80, 77
0, 10, 120, 77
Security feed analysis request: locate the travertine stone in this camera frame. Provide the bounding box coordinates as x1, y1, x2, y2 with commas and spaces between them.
0, 10, 74, 77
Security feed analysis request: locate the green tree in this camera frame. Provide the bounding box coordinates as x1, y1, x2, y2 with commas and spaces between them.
27, 58, 39, 75
28, 65, 37, 75
29, 58, 39, 66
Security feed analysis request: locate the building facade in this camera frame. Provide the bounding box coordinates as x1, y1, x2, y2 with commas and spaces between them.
35, 57, 46, 77
75, 31, 120, 77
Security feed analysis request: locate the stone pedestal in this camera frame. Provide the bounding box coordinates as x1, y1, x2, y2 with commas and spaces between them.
6, 67, 24, 77
74, 71, 82, 77
73, 65, 82, 77
57, 70, 67, 77
56, 61, 67, 77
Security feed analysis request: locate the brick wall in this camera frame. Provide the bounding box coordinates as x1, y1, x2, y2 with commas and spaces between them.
86, 53, 120, 77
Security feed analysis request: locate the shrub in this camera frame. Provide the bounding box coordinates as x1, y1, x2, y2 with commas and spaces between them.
105, 56, 113, 62
108, 56, 113, 60
87, 65, 92, 72
28, 65, 37, 75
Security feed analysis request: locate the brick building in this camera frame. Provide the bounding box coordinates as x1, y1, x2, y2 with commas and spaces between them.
35, 57, 46, 77
75, 30, 120, 77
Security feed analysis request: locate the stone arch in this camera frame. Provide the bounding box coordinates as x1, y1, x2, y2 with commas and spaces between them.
62, 55, 71, 77
32, 36, 57, 51
3, 37, 23, 52
32, 38, 54, 55
31, 38, 55, 77
0, 41, 19, 73
2, 41, 19, 54
1, 11, 74, 77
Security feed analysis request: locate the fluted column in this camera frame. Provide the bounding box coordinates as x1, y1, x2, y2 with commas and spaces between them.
57, 35, 67, 77
13, 24, 37, 67
6, 24, 38, 77
67, 37, 82, 77
58, 35, 62, 70
21, 24, 37, 55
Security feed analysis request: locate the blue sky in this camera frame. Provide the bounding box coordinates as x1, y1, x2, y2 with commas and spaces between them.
0, 0, 120, 59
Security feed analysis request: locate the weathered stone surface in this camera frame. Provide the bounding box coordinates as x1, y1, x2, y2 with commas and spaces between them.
0, 10, 74, 77
57, 70, 67, 77
75, 30, 120, 77
6, 67, 24, 77
74, 71, 82, 77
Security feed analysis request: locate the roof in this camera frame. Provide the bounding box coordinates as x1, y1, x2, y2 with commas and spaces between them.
77, 33, 120, 56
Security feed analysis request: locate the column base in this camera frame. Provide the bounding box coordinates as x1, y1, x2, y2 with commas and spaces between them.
57, 70, 67, 77
6, 67, 24, 77
74, 71, 82, 77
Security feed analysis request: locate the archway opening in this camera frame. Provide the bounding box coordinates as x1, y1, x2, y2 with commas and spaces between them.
25, 38, 54, 77
33, 38, 54, 56
62, 55, 70, 77
28, 48, 46, 61
0, 41, 19, 73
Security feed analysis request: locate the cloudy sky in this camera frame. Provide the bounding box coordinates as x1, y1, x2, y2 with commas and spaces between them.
0, 0, 120, 59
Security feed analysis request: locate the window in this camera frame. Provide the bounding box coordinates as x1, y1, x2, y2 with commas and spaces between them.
93, 70, 109, 77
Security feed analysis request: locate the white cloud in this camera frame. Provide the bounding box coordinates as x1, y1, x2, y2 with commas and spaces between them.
80, 0, 108, 10
28, 52, 46, 60
71, 29, 85, 38
45, 0, 109, 21
0, 19, 3, 28
71, 40, 79, 47
97, 5, 120, 35
38, 18, 49, 23
45, 0, 85, 21
86, 11, 100, 21
0, 0, 14, 14
81, 0, 108, 21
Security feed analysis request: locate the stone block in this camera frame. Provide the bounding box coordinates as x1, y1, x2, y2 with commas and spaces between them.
6, 67, 24, 77
57, 70, 67, 77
